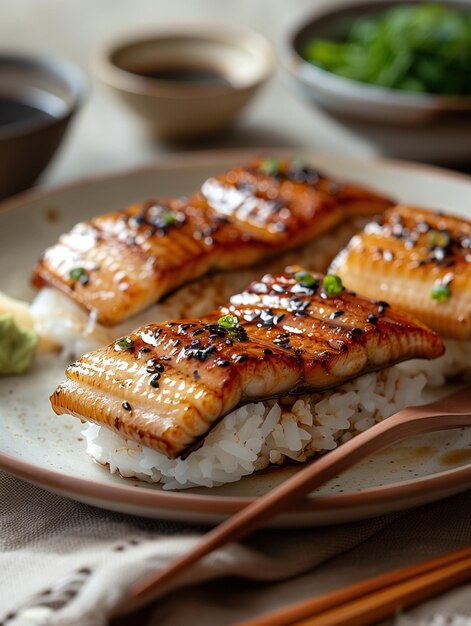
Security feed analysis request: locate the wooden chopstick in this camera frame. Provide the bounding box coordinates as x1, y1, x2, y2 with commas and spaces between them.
131, 387, 471, 600
233, 545, 471, 626
292, 552, 471, 626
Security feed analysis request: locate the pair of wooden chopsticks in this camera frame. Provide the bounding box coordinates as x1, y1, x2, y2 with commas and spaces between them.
233, 545, 471, 626
131, 387, 471, 600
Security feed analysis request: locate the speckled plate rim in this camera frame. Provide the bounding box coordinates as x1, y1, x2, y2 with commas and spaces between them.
1, 148, 471, 524
1, 447, 471, 517
1, 147, 471, 217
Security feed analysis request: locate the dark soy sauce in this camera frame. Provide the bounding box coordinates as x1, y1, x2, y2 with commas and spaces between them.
132, 66, 232, 86
0, 96, 53, 128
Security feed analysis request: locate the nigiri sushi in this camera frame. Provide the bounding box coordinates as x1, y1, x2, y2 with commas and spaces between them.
51, 267, 443, 489
329, 205, 471, 385
32, 158, 392, 356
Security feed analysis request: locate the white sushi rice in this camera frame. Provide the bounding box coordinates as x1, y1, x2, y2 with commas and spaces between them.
30, 218, 366, 358
83, 367, 427, 490
398, 339, 471, 387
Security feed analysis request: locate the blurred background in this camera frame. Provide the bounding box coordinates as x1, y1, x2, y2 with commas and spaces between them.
1, 0, 470, 193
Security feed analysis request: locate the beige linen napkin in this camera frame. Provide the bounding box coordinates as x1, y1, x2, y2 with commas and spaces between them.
1, 471, 471, 626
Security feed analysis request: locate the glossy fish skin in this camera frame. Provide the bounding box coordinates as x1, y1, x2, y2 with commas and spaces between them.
330, 205, 471, 340
51, 268, 444, 459
33, 159, 392, 326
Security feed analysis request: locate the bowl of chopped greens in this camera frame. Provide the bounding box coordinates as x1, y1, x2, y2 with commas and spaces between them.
285, 0, 471, 127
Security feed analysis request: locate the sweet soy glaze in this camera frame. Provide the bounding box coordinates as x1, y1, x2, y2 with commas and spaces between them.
0, 96, 53, 128
131, 65, 232, 86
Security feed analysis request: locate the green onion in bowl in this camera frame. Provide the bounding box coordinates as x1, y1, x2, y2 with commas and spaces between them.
303, 3, 471, 95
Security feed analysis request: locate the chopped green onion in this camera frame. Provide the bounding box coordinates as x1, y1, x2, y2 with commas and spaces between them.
303, 3, 471, 96
69, 267, 87, 282
163, 212, 177, 226
323, 274, 343, 295
428, 230, 451, 249
116, 337, 135, 350
259, 157, 281, 176
218, 314, 239, 330
431, 284, 451, 302
295, 271, 318, 288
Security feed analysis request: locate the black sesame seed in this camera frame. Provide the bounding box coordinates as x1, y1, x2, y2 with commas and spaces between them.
348, 290, 357, 296
351, 327, 363, 335
273, 314, 285, 325
330, 310, 344, 319
122, 401, 132, 411
178, 323, 196, 332
190, 345, 216, 361
193, 370, 200, 380
216, 359, 230, 367
139, 346, 151, 353
225, 338, 233, 346
263, 348, 273, 355
294, 311, 307, 317
192, 328, 205, 336
367, 314, 378, 324
150, 376, 160, 388
233, 353, 248, 363
189, 339, 201, 349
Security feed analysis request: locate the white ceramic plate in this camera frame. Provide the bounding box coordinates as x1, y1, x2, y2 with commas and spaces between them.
1, 149, 471, 527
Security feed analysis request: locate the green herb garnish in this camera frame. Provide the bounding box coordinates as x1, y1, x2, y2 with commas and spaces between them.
295, 271, 318, 288
116, 337, 135, 351
431, 284, 451, 301
303, 3, 471, 96
218, 314, 239, 330
259, 157, 281, 176
163, 212, 177, 226
69, 267, 87, 282
323, 274, 343, 295
428, 229, 451, 248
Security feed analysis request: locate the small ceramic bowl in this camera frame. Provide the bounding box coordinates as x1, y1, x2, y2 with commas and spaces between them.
283, 0, 471, 163
0, 53, 86, 199
93, 24, 275, 141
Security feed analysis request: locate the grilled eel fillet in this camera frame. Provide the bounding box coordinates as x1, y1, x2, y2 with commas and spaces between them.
33, 159, 392, 326
51, 267, 444, 459
330, 205, 471, 340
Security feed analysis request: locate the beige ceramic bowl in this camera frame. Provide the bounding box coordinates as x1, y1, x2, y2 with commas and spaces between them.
94, 24, 275, 141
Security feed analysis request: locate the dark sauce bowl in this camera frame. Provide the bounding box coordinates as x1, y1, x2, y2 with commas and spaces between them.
0, 52, 87, 199
93, 24, 274, 141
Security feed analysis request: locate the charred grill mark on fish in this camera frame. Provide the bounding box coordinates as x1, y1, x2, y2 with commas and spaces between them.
33, 159, 393, 326
50, 267, 444, 459
330, 205, 471, 340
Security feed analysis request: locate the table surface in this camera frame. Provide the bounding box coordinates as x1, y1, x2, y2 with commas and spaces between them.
1, 0, 382, 191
